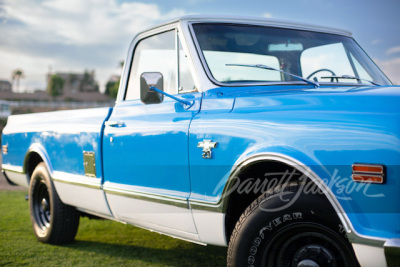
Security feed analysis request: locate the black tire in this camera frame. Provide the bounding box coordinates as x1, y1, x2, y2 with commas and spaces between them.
227, 183, 359, 267
29, 162, 80, 244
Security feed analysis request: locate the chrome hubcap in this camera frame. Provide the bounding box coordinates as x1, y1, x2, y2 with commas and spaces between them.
41, 198, 49, 211
297, 259, 319, 267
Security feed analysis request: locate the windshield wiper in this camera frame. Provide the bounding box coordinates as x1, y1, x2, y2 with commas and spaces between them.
321, 75, 381, 86
226, 63, 319, 88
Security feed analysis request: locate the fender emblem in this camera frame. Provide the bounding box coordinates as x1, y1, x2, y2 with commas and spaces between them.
197, 139, 218, 159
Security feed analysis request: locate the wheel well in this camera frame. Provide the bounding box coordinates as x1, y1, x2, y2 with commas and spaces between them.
224, 160, 335, 242
25, 152, 44, 182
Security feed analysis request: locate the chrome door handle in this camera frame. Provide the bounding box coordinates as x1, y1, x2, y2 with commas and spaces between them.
105, 121, 126, 127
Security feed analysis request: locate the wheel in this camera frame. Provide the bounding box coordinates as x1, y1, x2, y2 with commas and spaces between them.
227, 183, 359, 267
29, 162, 80, 244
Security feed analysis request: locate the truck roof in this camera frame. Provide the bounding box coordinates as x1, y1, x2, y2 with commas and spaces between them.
140, 15, 353, 37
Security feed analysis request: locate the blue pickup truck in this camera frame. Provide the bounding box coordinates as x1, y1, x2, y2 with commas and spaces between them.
2, 15, 400, 266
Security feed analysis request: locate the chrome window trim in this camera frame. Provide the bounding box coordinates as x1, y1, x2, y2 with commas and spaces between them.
178, 20, 215, 92
117, 22, 202, 103
175, 28, 180, 95
116, 15, 355, 102
141, 15, 352, 39
188, 21, 359, 89
116, 23, 179, 103
176, 25, 201, 94
116, 16, 355, 101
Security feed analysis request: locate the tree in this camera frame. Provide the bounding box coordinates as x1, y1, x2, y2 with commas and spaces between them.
105, 79, 119, 99
11, 69, 25, 92
81, 70, 99, 92
47, 74, 65, 97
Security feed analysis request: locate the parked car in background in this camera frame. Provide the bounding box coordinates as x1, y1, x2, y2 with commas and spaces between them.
2, 16, 400, 266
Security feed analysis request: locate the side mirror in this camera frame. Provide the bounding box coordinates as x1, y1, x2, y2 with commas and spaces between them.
140, 72, 164, 104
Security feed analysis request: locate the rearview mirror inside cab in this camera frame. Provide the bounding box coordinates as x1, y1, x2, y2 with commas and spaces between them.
140, 72, 164, 104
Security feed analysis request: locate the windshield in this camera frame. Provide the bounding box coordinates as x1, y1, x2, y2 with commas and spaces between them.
192, 23, 392, 86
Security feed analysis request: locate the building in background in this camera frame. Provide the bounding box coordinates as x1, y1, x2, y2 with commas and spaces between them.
0, 71, 113, 114
48, 70, 99, 94
0, 80, 12, 92
45, 70, 111, 102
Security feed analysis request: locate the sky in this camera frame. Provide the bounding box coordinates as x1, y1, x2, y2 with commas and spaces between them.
0, 0, 399, 93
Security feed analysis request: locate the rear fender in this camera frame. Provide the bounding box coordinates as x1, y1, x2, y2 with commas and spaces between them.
24, 143, 53, 181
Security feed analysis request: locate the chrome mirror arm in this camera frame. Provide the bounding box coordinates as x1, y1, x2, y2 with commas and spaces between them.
150, 86, 194, 107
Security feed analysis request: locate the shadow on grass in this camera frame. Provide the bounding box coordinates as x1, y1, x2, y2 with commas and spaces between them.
65, 239, 227, 266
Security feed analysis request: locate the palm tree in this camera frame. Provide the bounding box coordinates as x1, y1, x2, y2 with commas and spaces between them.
11, 69, 25, 92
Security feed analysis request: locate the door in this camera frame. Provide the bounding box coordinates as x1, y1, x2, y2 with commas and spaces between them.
102, 29, 201, 236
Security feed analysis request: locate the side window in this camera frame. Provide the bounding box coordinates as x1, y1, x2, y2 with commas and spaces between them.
178, 36, 196, 92
125, 31, 177, 101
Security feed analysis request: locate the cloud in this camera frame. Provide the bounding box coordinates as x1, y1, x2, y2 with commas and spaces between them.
186, 0, 214, 3
3, 0, 184, 45
263, 12, 273, 18
386, 46, 400, 55
0, 0, 186, 91
371, 39, 382, 45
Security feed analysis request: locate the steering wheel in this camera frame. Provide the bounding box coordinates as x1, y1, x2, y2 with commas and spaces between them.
306, 69, 338, 82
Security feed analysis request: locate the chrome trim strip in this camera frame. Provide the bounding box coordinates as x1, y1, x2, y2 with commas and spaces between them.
189, 152, 386, 247
51, 172, 101, 190
1, 164, 24, 173
103, 184, 189, 209
190, 199, 223, 212
385, 238, 400, 248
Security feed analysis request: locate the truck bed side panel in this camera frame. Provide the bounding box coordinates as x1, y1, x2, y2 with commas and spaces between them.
2, 107, 113, 216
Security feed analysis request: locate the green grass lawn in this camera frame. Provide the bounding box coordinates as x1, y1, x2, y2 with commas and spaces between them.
0, 191, 227, 266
